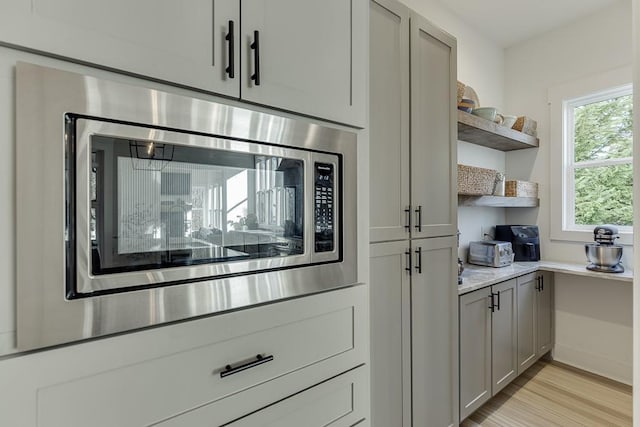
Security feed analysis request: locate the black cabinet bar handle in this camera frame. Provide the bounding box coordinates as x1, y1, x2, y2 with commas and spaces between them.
541, 276, 544, 292
220, 354, 273, 378
405, 249, 412, 275
415, 247, 423, 274
404, 206, 411, 231
414, 206, 422, 232
535, 276, 540, 291
225, 20, 235, 78
489, 293, 495, 313
250, 30, 261, 86
496, 290, 501, 311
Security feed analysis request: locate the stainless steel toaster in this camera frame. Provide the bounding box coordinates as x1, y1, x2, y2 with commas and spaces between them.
468, 240, 514, 267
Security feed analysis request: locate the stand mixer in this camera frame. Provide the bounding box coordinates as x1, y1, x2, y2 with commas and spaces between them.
585, 225, 624, 273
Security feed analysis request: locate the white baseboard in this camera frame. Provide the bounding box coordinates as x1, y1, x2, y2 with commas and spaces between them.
553, 343, 632, 385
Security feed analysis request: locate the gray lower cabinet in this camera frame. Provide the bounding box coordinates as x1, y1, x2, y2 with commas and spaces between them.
517, 272, 555, 375
370, 237, 458, 427
459, 287, 492, 421
459, 279, 517, 421
537, 271, 554, 355
460, 272, 555, 421
517, 273, 538, 374
0, 286, 368, 426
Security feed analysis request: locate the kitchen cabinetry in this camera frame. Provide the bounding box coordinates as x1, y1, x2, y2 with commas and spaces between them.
459, 279, 517, 420
0, 0, 365, 126
537, 271, 554, 355
157, 366, 367, 427
516, 271, 554, 375
369, 0, 456, 243
0, 285, 368, 427
370, 236, 458, 427
369, 0, 458, 425
459, 270, 555, 420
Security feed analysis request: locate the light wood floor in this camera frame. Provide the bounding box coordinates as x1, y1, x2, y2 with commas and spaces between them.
461, 360, 632, 427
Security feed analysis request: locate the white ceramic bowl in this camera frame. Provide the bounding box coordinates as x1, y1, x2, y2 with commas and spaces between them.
502, 115, 517, 128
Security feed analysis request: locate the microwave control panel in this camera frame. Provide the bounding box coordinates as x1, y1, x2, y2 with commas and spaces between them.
314, 162, 334, 253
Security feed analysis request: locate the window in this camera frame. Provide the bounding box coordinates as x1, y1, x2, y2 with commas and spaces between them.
549, 66, 633, 244
564, 86, 633, 232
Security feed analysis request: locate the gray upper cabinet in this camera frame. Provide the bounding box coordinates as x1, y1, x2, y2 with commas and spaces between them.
409, 13, 457, 239
240, 0, 366, 126
0, 0, 366, 126
0, 0, 238, 96
369, 0, 410, 243
369, 0, 457, 243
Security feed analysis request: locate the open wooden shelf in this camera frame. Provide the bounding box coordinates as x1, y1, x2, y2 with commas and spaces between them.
457, 110, 539, 151
458, 195, 539, 208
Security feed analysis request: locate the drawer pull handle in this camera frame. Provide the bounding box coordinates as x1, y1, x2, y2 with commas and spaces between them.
220, 354, 274, 378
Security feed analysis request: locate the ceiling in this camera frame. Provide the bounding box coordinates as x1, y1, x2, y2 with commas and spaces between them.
436, 0, 624, 47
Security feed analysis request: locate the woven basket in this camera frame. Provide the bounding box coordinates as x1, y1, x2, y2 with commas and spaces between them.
457, 81, 466, 104
505, 180, 538, 197
512, 116, 537, 136
457, 164, 498, 196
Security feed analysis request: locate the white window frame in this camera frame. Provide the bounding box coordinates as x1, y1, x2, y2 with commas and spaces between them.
549, 66, 633, 245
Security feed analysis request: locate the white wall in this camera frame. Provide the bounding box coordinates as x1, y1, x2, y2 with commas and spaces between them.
632, 0, 639, 418
504, 1, 633, 383
400, 0, 507, 258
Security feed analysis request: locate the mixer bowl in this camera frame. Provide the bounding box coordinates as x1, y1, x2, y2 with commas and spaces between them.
585, 244, 623, 267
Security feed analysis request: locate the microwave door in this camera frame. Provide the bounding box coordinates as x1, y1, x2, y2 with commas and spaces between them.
74, 118, 315, 296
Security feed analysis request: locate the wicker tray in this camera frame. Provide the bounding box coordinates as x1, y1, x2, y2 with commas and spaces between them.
457, 164, 498, 196
505, 180, 538, 197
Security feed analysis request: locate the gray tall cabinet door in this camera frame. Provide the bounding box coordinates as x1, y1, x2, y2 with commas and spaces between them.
240, 0, 367, 126
411, 236, 458, 427
517, 273, 537, 375
459, 287, 492, 421
369, 0, 410, 243
409, 13, 457, 239
491, 279, 518, 394
537, 271, 554, 355
370, 241, 411, 427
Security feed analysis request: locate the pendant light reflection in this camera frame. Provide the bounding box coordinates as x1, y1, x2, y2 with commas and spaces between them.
129, 139, 174, 171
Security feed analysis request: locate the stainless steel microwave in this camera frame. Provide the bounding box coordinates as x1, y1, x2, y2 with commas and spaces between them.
16, 62, 357, 351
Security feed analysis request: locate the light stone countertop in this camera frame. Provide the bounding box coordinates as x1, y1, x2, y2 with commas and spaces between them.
458, 260, 633, 295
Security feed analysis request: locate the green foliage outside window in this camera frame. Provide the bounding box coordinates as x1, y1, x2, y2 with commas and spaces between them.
573, 94, 633, 226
